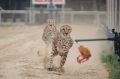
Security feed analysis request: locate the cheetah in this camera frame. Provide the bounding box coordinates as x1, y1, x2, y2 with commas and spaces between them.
42, 19, 58, 69
46, 25, 73, 72
42, 19, 57, 45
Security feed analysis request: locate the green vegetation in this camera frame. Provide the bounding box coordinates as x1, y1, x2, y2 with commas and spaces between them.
101, 50, 120, 79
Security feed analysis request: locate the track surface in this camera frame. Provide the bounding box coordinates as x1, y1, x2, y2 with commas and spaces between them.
0, 25, 109, 79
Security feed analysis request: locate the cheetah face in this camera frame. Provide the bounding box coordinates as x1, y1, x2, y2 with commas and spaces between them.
47, 19, 55, 26
60, 25, 72, 36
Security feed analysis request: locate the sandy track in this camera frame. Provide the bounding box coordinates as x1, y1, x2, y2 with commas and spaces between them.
0, 25, 109, 79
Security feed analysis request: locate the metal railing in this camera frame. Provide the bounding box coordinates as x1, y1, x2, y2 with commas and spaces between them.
0, 10, 106, 26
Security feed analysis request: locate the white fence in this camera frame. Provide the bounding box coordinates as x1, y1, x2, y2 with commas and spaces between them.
0, 10, 106, 26
107, 0, 120, 32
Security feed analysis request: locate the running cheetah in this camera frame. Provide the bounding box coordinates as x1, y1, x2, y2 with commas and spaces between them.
42, 19, 57, 45
46, 25, 73, 72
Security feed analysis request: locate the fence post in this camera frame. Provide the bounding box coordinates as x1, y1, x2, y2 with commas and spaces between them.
29, 9, 32, 24
61, 5, 65, 24
29, 0, 35, 24
119, 0, 120, 32
29, 8, 34, 24
0, 10, 1, 24
107, 0, 114, 30
70, 11, 74, 24
25, 10, 28, 24
33, 9, 35, 24
106, 0, 110, 28
96, 11, 100, 27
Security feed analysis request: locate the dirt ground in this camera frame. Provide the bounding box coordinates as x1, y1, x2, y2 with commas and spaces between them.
0, 24, 110, 79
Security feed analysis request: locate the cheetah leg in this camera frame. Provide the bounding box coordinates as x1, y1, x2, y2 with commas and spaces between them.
57, 52, 68, 72
44, 44, 54, 70
46, 49, 58, 71
46, 51, 54, 71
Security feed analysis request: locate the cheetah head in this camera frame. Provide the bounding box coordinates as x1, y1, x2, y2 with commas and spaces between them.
47, 19, 55, 26
60, 25, 72, 36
